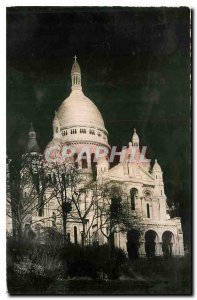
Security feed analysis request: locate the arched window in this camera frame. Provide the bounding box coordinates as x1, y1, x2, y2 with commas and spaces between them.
145, 230, 158, 258
82, 158, 88, 169
147, 203, 150, 218
162, 231, 174, 257
74, 226, 78, 245
56, 127, 58, 133
130, 188, 138, 210
80, 128, 86, 134
67, 233, 70, 243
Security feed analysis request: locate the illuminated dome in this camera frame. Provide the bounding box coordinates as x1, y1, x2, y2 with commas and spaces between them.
53, 56, 109, 149
58, 90, 105, 129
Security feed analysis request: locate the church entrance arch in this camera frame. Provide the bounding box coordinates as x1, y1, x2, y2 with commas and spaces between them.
145, 230, 158, 258
127, 229, 140, 259
162, 231, 174, 257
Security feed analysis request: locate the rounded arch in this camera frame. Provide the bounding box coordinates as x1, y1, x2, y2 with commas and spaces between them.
145, 230, 159, 258
143, 190, 153, 218
130, 188, 138, 210
74, 225, 78, 245
127, 229, 140, 259
145, 229, 159, 242
146, 203, 150, 218
162, 230, 175, 243
162, 231, 174, 257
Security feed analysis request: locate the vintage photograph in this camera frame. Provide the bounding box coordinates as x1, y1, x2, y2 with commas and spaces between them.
6, 6, 191, 295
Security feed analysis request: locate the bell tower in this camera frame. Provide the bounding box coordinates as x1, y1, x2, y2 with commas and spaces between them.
27, 123, 40, 153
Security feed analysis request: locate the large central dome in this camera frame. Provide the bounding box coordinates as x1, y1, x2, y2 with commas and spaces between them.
58, 89, 105, 129
50, 57, 109, 149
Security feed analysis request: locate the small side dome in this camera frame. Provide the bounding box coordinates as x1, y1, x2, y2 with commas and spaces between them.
152, 159, 162, 172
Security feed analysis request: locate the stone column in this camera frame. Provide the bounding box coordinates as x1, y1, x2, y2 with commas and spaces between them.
78, 159, 82, 169
87, 158, 92, 169
139, 240, 146, 257
178, 234, 185, 256
155, 242, 163, 256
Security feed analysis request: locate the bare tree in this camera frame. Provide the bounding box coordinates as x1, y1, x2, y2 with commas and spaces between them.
48, 161, 101, 247
70, 178, 102, 248
6, 154, 54, 239
47, 161, 80, 244
97, 182, 143, 257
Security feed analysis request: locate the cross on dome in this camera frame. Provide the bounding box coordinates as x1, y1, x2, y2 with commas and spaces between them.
73, 55, 77, 62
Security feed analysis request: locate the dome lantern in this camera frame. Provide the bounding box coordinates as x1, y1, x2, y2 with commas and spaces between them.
71, 55, 82, 91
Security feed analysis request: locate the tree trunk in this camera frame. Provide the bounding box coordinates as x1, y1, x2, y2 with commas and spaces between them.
17, 222, 23, 241
82, 221, 86, 249
62, 212, 67, 244
107, 237, 111, 259
108, 232, 115, 259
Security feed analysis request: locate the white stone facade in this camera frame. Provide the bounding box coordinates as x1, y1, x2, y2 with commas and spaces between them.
23, 58, 184, 257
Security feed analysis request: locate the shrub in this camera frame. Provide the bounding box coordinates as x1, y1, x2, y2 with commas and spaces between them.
60, 244, 127, 279
7, 236, 65, 294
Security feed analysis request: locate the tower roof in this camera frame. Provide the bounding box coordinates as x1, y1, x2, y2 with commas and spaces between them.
26, 123, 41, 153
152, 159, 162, 172
132, 128, 139, 148
71, 55, 81, 75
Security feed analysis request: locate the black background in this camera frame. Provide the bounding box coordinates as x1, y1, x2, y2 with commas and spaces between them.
6, 7, 191, 248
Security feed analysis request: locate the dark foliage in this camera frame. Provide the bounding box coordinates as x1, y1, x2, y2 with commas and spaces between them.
60, 244, 127, 279
7, 236, 64, 294
7, 236, 191, 294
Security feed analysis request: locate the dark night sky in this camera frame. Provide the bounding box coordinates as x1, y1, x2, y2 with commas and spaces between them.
6, 7, 191, 246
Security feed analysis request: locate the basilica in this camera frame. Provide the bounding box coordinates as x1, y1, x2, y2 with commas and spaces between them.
7, 58, 184, 257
